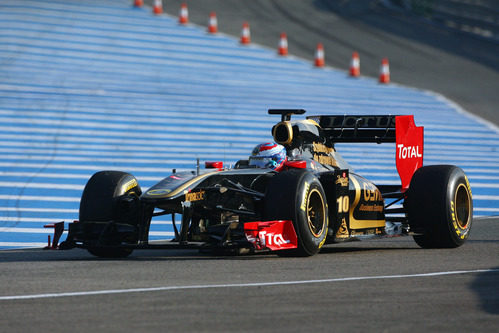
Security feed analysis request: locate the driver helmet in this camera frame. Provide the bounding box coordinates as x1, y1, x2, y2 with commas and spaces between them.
248, 142, 287, 171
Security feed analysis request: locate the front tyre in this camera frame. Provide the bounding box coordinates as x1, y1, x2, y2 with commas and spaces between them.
80, 171, 142, 258
264, 169, 328, 256
406, 165, 472, 248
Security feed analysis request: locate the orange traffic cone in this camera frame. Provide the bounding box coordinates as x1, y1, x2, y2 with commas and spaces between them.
349, 52, 360, 77
315, 43, 325, 67
278, 33, 288, 56
179, 3, 188, 24
240, 22, 251, 44
207, 12, 218, 33
133, 0, 143, 7
152, 0, 162, 15
379, 58, 390, 83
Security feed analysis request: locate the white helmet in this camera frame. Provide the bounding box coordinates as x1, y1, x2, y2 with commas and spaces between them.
248, 142, 287, 171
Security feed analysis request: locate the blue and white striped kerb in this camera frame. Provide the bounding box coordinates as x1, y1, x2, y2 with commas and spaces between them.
0, 0, 497, 249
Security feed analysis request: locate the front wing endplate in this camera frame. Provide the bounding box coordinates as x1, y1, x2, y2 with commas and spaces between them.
244, 220, 298, 251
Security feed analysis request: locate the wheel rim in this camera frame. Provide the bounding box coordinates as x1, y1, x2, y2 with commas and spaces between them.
454, 183, 471, 229
306, 188, 326, 237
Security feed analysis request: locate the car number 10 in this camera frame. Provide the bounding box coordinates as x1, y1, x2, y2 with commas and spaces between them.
337, 195, 349, 213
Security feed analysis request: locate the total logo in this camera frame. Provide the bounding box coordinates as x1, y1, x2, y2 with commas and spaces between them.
397, 144, 422, 159
258, 231, 291, 247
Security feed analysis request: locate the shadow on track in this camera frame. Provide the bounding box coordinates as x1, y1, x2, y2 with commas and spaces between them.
470, 266, 499, 314
0, 240, 420, 263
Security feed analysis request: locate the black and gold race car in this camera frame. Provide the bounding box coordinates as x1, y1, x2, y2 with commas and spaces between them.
54, 109, 473, 258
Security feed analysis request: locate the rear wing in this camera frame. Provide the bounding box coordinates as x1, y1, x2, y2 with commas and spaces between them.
306, 114, 423, 191
269, 110, 424, 191
306, 115, 396, 143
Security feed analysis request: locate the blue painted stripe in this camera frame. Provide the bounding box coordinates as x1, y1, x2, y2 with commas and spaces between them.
1, 0, 498, 250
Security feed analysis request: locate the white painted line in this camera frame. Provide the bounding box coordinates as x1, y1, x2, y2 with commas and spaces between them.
0, 217, 69, 223
474, 195, 499, 200
0, 106, 270, 123
0, 228, 66, 234
0, 182, 83, 190
355, 165, 499, 174
471, 183, 499, 188
0, 153, 244, 164
0, 207, 77, 213
0, 124, 268, 139
474, 208, 499, 212
0, 116, 271, 133
0, 242, 47, 248
149, 231, 175, 237
0, 133, 261, 147
359, 172, 499, 181
0, 134, 258, 149
0, 163, 175, 173
0, 229, 167, 238
0, 195, 79, 202
0, 269, 497, 301
0, 217, 172, 224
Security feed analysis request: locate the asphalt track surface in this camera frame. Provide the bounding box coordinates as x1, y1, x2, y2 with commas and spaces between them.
0, 217, 498, 332
157, 0, 499, 126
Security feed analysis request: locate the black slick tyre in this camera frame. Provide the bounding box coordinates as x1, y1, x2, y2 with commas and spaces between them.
406, 165, 472, 248
80, 171, 142, 258
264, 169, 328, 256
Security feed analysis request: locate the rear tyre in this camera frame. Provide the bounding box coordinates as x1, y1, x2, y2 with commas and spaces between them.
80, 171, 142, 258
406, 165, 472, 248
264, 169, 328, 256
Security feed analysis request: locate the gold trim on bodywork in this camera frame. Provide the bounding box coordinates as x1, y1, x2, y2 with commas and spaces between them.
272, 121, 293, 145
335, 218, 349, 238
312, 142, 338, 167
185, 190, 205, 202
349, 176, 385, 229
303, 119, 320, 127
146, 171, 219, 199
122, 178, 138, 193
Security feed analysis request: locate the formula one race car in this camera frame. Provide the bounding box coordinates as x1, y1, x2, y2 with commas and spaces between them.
55, 109, 473, 258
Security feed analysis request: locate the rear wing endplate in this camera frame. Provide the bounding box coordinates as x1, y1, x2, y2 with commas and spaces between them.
395, 115, 424, 191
